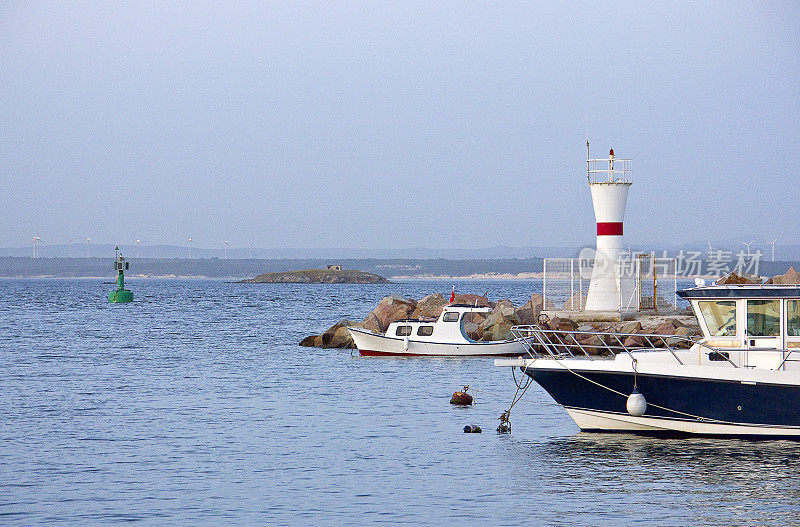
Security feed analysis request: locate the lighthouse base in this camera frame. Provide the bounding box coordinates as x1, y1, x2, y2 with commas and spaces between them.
108, 289, 133, 303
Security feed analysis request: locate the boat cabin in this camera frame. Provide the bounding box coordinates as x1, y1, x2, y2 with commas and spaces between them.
678, 284, 800, 368
385, 304, 491, 344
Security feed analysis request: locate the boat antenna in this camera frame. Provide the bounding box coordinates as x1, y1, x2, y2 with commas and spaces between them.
586, 114, 590, 183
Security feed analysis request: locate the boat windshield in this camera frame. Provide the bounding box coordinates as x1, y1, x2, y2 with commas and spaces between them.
698, 300, 737, 337
747, 300, 780, 337
788, 300, 800, 337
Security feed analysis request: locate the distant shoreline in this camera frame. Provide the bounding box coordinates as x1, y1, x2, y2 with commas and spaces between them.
0, 273, 753, 281
0, 275, 220, 280
391, 272, 544, 280
1, 253, 794, 282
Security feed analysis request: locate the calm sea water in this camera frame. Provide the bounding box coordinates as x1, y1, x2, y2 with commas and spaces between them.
2, 278, 800, 526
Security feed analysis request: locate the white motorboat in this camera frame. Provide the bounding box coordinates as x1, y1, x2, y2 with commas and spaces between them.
497, 283, 800, 437
349, 304, 526, 357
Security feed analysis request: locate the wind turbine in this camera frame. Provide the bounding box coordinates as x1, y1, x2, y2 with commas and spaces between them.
769, 239, 777, 262
136, 239, 141, 258
224, 239, 229, 259
187, 237, 193, 259
86, 237, 91, 258
741, 239, 755, 257
24, 231, 45, 258
68, 239, 72, 258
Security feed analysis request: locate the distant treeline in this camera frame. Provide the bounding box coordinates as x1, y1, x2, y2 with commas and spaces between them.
0, 257, 797, 280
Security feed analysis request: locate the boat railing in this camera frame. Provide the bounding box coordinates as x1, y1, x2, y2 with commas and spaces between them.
510, 325, 734, 367
777, 350, 799, 371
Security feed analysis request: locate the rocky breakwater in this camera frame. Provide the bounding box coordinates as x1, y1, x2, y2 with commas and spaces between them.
536, 316, 702, 356
299, 293, 548, 349
715, 267, 800, 285
240, 269, 389, 284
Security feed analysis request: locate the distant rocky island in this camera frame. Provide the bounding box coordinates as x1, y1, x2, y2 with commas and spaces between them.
239, 268, 390, 284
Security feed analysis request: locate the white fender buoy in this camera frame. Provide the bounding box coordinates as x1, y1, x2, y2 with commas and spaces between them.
626, 388, 647, 417
403, 336, 410, 351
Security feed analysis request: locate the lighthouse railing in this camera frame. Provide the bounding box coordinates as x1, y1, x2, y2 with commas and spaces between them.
587, 157, 633, 184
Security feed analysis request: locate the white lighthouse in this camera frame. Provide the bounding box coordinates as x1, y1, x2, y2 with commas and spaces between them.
584, 147, 633, 311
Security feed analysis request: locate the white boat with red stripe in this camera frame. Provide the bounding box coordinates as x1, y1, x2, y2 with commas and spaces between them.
348, 304, 527, 357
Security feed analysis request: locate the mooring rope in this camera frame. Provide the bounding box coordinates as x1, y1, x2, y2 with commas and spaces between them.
500, 365, 535, 424
545, 356, 771, 427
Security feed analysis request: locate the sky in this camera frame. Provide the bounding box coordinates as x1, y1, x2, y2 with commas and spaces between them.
1, 1, 799, 252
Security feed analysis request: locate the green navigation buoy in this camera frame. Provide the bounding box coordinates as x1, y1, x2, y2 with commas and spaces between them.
108, 246, 133, 303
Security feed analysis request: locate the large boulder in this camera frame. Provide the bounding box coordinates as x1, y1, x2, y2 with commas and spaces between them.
579, 334, 612, 356
326, 326, 355, 349
461, 312, 487, 339
647, 318, 685, 333
451, 294, 495, 308
478, 300, 521, 341
652, 321, 679, 335
514, 301, 538, 326
463, 312, 486, 325
411, 293, 447, 319
548, 317, 578, 332
539, 318, 580, 354
511, 293, 551, 325
360, 312, 383, 333
674, 325, 699, 337
716, 272, 761, 285
766, 266, 800, 285
321, 319, 358, 348
463, 320, 481, 341
530, 293, 545, 314
622, 334, 646, 348
672, 325, 699, 348
619, 321, 643, 334
299, 334, 323, 347
366, 295, 417, 332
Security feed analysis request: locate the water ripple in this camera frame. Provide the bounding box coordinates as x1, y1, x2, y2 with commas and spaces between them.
0, 278, 790, 526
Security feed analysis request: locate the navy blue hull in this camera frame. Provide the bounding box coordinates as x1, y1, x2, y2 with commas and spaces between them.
522, 366, 800, 429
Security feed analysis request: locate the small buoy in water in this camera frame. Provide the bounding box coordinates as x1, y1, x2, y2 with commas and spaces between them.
450, 385, 473, 405
463, 424, 482, 433
626, 388, 647, 417
108, 247, 133, 303
497, 410, 511, 434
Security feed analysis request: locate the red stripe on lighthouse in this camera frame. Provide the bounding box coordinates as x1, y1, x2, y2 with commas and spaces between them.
597, 222, 623, 236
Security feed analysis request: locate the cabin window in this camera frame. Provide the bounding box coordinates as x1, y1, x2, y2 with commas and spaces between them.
698, 301, 737, 337
442, 312, 461, 322
787, 301, 800, 337
417, 326, 434, 336
395, 326, 412, 336
747, 300, 780, 337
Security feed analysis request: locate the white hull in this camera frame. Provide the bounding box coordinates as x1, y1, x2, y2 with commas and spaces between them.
565, 408, 800, 437
349, 327, 525, 357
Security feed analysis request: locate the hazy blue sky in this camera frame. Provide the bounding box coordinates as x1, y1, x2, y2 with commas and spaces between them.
2, 1, 798, 251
